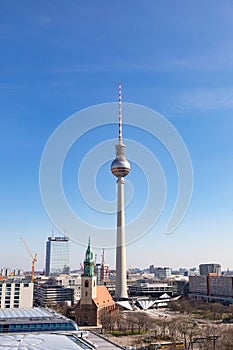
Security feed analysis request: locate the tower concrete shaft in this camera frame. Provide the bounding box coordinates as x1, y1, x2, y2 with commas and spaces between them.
115, 177, 128, 299
111, 83, 130, 300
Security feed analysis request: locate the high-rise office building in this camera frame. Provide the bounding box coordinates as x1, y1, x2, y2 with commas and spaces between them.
199, 263, 221, 276
95, 263, 109, 285
45, 236, 70, 276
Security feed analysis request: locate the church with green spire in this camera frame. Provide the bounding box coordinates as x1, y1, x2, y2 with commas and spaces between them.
75, 238, 116, 326
83, 237, 94, 277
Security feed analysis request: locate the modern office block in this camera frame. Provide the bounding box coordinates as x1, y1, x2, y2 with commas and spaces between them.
189, 275, 233, 302
189, 275, 208, 295
95, 263, 109, 285
34, 281, 74, 307
199, 263, 221, 276
154, 267, 172, 280
45, 236, 70, 276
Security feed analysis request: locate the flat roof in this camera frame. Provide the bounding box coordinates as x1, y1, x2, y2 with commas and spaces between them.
0, 279, 32, 284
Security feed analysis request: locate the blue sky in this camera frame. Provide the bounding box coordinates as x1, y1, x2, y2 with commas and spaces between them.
1, 1, 233, 272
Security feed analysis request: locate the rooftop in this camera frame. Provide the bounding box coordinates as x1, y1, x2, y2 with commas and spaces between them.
93, 286, 115, 308
0, 307, 66, 321
0, 333, 93, 350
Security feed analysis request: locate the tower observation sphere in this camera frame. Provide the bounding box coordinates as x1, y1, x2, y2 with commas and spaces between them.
111, 145, 130, 178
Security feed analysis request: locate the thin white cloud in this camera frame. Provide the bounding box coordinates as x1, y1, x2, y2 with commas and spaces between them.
52, 44, 233, 75
172, 87, 233, 111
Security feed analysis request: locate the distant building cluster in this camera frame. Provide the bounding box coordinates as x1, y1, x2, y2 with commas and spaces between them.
0, 268, 23, 279
1, 232, 233, 331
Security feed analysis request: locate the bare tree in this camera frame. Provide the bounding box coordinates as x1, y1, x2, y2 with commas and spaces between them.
134, 311, 150, 333
100, 309, 111, 332
175, 317, 199, 349
218, 329, 233, 350
115, 311, 127, 332
126, 313, 138, 334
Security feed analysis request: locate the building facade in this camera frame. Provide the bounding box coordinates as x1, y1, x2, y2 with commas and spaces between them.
128, 281, 173, 297
45, 236, 70, 276
0, 280, 33, 308
189, 275, 233, 302
154, 267, 172, 280
56, 274, 81, 301
95, 263, 109, 285
199, 263, 221, 276
34, 280, 74, 307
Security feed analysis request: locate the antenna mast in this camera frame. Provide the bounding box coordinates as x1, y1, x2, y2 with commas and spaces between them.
118, 82, 123, 144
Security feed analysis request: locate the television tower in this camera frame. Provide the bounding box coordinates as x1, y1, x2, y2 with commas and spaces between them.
111, 82, 130, 299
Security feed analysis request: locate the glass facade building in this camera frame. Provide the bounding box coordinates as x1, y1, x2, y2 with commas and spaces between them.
0, 307, 78, 333
45, 236, 70, 276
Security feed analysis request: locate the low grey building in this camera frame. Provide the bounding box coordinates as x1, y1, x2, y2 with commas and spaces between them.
34, 280, 74, 307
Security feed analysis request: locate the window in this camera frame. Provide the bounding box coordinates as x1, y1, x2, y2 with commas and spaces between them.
2, 325, 9, 332
43, 323, 50, 330
29, 324, 36, 330
85, 280, 89, 288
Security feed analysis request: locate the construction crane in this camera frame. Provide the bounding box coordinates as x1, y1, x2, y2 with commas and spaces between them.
20, 237, 38, 282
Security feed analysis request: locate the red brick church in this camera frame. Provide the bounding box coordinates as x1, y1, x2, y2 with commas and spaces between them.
75, 238, 117, 326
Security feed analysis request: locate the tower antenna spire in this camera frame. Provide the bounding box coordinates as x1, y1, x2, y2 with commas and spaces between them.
118, 82, 123, 144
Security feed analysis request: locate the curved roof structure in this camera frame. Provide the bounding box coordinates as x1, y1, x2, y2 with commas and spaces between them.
0, 333, 87, 350
0, 307, 59, 320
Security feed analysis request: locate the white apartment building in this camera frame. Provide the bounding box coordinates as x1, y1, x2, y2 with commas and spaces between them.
0, 280, 33, 308
154, 267, 172, 280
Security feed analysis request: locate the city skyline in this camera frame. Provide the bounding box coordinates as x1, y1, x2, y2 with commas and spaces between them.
1, 2, 233, 271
